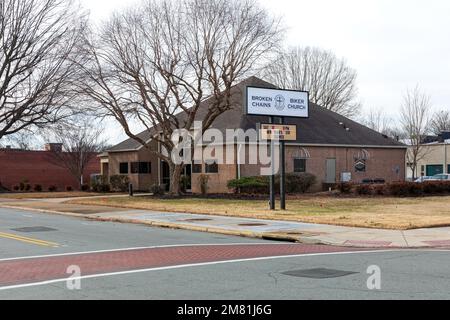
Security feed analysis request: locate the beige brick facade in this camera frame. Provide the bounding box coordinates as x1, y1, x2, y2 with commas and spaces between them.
101, 142, 405, 193
103, 141, 160, 191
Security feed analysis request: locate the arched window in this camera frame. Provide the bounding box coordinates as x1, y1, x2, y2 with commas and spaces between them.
293, 148, 310, 173
354, 149, 370, 172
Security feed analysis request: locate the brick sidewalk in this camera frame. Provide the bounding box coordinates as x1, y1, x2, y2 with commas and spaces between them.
0, 244, 368, 287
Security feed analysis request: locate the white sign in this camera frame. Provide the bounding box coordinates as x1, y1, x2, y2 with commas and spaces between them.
246, 87, 309, 118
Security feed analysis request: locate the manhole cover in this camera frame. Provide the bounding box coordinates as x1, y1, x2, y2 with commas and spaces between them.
238, 223, 267, 227
11, 226, 58, 233
183, 218, 213, 222
282, 268, 359, 279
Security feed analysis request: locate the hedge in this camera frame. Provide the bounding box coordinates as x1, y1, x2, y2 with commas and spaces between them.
339, 181, 450, 197
228, 173, 317, 194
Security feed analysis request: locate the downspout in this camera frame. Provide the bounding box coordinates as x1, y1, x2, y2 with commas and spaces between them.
237, 143, 243, 179
445, 142, 448, 174
158, 141, 161, 186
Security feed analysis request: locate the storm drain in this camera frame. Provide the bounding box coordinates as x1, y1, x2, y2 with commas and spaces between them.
282, 268, 359, 279
11, 226, 58, 233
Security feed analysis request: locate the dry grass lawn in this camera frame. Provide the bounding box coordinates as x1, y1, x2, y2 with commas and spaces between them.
0, 192, 104, 199
68, 195, 450, 230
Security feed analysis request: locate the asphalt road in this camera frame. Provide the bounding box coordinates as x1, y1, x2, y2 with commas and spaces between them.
0, 207, 449, 300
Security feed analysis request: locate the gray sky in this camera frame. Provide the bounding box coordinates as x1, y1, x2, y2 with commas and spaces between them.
80, 0, 450, 144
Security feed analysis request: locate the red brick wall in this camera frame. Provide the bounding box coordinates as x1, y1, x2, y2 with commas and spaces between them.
0, 150, 100, 191
240, 145, 406, 191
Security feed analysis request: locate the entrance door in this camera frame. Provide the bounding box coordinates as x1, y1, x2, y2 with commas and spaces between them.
183, 164, 192, 192
426, 165, 444, 176
161, 161, 171, 191
325, 159, 336, 184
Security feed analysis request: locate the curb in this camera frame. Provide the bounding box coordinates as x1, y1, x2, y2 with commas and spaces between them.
0, 204, 317, 244
86, 216, 308, 244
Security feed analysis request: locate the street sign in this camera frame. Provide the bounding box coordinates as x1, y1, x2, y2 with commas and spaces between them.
246, 86, 309, 118
260, 124, 297, 141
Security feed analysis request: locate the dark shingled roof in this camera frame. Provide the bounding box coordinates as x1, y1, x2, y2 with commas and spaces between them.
108, 76, 405, 152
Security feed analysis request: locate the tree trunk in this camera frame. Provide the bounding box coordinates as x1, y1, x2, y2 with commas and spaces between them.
169, 163, 184, 196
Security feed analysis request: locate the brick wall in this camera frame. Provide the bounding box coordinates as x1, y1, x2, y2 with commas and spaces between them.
0, 150, 100, 191
240, 145, 406, 191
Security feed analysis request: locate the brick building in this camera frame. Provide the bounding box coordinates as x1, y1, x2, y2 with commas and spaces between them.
100, 77, 407, 193
0, 144, 100, 191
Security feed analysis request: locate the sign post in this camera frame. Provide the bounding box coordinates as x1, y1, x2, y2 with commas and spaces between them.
269, 117, 276, 211
246, 86, 309, 211
279, 117, 286, 210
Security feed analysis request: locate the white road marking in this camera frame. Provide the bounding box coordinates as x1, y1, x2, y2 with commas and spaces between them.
0, 249, 399, 291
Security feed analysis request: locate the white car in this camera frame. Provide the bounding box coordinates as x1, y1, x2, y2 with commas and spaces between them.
414, 176, 434, 183
432, 174, 450, 181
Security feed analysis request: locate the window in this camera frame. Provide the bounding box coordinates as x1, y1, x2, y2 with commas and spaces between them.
131, 162, 152, 174
192, 164, 203, 174
140, 162, 151, 174
293, 159, 306, 173
119, 163, 129, 174
355, 160, 366, 172
205, 161, 219, 174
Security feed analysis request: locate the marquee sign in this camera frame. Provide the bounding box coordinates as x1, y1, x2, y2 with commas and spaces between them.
246, 86, 309, 118
260, 124, 297, 141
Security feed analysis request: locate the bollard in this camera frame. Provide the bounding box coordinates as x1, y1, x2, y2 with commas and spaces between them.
129, 183, 134, 197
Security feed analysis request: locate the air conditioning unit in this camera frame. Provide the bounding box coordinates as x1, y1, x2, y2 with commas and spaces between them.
341, 172, 352, 182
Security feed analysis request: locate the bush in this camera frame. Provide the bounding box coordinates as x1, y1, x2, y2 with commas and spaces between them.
373, 184, 385, 196
355, 184, 372, 195
34, 184, 43, 192
91, 183, 110, 193
48, 185, 57, 192
422, 181, 450, 194
227, 176, 269, 194
66, 186, 73, 192
91, 175, 110, 193
283, 173, 317, 193
180, 175, 191, 193
198, 174, 210, 195
24, 184, 31, 192
13, 185, 20, 191
81, 184, 90, 192
388, 182, 423, 197
229, 173, 317, 194
338, 182, 353, 194
150, 184, 165, 196
110, 175, 130, 192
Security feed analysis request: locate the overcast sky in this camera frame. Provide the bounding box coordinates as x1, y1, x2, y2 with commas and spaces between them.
80, 0, 450, 144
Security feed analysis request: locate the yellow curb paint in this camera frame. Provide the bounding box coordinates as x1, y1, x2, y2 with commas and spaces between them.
0, 232, 59, 248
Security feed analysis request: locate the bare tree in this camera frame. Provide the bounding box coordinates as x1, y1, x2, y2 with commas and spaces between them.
0, 0, 87, 142
47, 119, 105, 189
263, 46, 360, 118
430, 109, 450, 135
3, 129, 39, 150
78, 0, 282, 194
400, 86, 432, 180
362, 108, 393, 136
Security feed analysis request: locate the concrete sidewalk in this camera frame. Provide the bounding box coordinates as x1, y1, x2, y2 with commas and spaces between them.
1, 197, 450, 248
